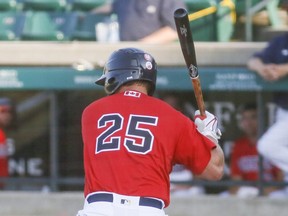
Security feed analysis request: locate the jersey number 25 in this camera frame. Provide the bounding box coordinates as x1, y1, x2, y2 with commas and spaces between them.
96, 113, 158, 155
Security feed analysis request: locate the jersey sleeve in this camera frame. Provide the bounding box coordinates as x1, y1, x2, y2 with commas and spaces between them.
173, 117, 216, 175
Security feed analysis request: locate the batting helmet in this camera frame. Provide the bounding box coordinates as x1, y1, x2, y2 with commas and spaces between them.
95, 48, 157, 95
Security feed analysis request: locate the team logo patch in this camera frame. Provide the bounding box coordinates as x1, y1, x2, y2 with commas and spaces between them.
146, 5, 156, 14
146, 62, 153, 70
120, 199, 131, 205
124, 91, 141, 98
180, 25, 187, 37
144, 53, 152, 61
281, 49, 288, 56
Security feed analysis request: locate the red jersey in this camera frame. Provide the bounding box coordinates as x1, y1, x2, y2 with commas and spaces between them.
0, 129, 8, 177
81, 90, 215, 206
230, 137, 279, 181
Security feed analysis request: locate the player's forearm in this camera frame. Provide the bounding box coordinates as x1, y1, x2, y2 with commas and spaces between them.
198, 145, 224, 180
139, 26, 178, 44
247, 57, 264, 73
210, 145, 225, 179
277, 63, 288, 78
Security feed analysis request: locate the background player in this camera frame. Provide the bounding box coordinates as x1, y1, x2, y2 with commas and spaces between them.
247, 32, 288, 176
77, 48, 224, 216
228, 103, 283, 197
0, 97, 14, 189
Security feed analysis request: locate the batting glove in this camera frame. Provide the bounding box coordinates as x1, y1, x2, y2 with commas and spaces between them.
194, 110, 222, 143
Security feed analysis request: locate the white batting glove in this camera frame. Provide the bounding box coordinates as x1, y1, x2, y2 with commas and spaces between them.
194, 110, 222, 143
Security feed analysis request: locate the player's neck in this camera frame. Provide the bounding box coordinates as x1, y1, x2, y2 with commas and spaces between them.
118, 85, 148, 95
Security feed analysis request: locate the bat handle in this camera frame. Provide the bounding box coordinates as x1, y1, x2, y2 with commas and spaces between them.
192, 78, 206, 118
198, 101, 206, 118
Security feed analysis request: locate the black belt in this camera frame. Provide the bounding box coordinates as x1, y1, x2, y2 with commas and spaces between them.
87, 193, 163, 209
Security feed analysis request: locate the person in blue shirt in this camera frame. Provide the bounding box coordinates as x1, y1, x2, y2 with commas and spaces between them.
91, 0, 186, 43
247, 33, 288, 176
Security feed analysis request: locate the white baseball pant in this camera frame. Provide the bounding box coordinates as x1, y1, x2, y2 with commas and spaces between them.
76, 191, 167, 216
257, 107, 288, 173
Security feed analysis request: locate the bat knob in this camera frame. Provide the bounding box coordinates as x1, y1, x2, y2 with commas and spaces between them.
174, 8, 188, 18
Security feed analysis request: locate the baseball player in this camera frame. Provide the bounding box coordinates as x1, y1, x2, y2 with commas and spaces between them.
0, 98, 13, 189
77, 48, 224, 216
229, 103, 283, 197
247, 32, 288, 174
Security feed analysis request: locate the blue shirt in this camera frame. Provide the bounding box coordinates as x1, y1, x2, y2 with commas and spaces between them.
253, 33, 288, 109
254, 33, 288, 64
112, 0, 186, 41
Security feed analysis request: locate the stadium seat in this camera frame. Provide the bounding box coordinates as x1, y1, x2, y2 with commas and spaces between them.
22, 0, 67, 11
189, 14, 217, 41
0, 12, 26, 40
185, 0, 217, 41
0, 0, 18, 11
184, 0, 217, 12
72, 13, 108, 41
68, 0, 107, 11
233, 0, 261, 16
50, 11, 78, 40
185, 0, 235, 41
21, 11, 77, 40
234, 0, 282, 27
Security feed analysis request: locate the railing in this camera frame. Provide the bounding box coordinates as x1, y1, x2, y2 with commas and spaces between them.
1, 66, 288, 194
245, 0, 282, 41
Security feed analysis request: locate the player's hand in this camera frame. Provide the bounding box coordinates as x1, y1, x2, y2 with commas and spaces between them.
194, 110, 222, 143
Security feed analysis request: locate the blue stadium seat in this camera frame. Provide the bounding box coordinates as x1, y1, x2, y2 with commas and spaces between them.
72, 13, 108, 41
0, 12, 26, 40
21, 11, 77, 40
50, 11, 78, 40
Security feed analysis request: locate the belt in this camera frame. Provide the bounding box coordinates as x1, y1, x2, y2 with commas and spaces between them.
87, 193, 163, 209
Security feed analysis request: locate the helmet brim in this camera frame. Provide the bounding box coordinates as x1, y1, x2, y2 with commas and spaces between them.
95, 75, 106, 86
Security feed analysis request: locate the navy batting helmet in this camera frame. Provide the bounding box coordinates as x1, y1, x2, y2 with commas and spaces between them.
95, 48, 157, 95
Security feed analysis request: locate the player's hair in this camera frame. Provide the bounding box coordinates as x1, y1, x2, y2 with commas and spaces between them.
236, 102, 257, 122
116, 80, 154, 95
238, 103, 257, 114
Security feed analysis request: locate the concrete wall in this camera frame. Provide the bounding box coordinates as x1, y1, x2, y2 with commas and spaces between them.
0, 192, 83, 216
0, 192, 287, 216
0, 41, 266, 67
166, 195, 288, 216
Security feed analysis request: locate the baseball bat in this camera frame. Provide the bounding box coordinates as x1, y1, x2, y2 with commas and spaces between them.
174, 8, 206, 117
